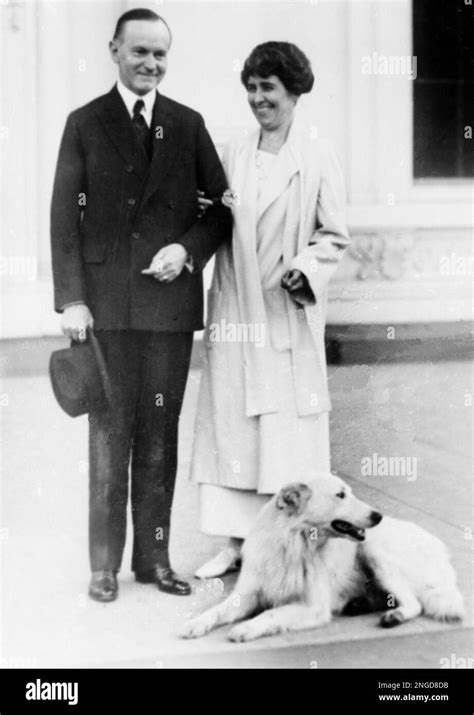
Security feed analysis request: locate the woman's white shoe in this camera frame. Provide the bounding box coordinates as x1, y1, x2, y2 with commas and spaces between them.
194, 547, 241, 579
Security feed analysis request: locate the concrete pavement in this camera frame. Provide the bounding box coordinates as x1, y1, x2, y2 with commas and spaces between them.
1, 340, 472, 668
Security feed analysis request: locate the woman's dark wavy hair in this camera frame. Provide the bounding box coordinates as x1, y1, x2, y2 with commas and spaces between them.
240, 42, 314, 96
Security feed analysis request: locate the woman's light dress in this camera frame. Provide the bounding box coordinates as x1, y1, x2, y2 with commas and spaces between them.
195, 148, 330, 538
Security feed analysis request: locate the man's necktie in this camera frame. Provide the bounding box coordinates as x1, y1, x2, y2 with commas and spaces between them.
132, 99, 152, 159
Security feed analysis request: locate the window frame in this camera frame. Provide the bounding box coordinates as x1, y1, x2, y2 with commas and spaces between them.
346, 0, 472, 230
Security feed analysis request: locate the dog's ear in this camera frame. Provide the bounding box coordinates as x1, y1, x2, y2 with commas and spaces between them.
276, 483, 312, 515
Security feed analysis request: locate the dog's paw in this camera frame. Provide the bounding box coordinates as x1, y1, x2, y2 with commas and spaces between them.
439, 612, 463, 624
228, 622, 261, 643
178, 618, 211, 639
380, 610, 405, 628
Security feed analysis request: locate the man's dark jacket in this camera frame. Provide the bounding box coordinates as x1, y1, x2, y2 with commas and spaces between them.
51, 85, 231, 332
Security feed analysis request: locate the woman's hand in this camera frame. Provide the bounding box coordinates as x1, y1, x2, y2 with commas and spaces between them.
197, 190, 213, 218
281, 269, 316, 305
281, 269, 305, 293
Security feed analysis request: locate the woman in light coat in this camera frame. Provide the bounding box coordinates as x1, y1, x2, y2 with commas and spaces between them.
190, 42, 350, 578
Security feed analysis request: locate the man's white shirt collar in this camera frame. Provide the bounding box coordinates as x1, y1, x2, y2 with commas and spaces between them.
117, 80, 156, 128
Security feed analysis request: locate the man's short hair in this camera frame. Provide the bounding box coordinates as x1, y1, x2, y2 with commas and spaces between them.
113, 8, 172, 43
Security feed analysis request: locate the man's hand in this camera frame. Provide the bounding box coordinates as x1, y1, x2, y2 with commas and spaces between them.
61, 304, 94, 342
141, 244, 188, 282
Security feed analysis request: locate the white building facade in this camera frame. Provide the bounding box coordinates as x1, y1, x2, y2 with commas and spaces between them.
1, 0, 472, 338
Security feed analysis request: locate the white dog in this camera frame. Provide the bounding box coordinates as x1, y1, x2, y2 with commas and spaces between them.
180, 474, 463, 642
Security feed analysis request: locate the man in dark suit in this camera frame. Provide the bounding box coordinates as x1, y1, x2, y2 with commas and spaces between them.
50, 8, 230, 601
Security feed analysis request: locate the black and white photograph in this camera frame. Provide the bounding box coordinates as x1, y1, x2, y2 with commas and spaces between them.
0, 0, 473, 693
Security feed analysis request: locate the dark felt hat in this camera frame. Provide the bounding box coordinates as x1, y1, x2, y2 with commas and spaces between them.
49, 328, 112, 417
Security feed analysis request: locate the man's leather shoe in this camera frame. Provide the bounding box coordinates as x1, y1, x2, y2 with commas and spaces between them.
88, 570, 118, 602
135, 566, 191, 596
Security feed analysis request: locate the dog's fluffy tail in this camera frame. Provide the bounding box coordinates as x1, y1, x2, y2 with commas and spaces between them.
422, 584, 464, 622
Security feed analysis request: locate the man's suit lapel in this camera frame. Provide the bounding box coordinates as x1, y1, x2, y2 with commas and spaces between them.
141, 92, 178, 207
97, 87, 180, 207
96, 86, 149, 179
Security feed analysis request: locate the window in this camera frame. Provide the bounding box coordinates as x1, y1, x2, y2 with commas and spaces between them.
413, 0, 473, 178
